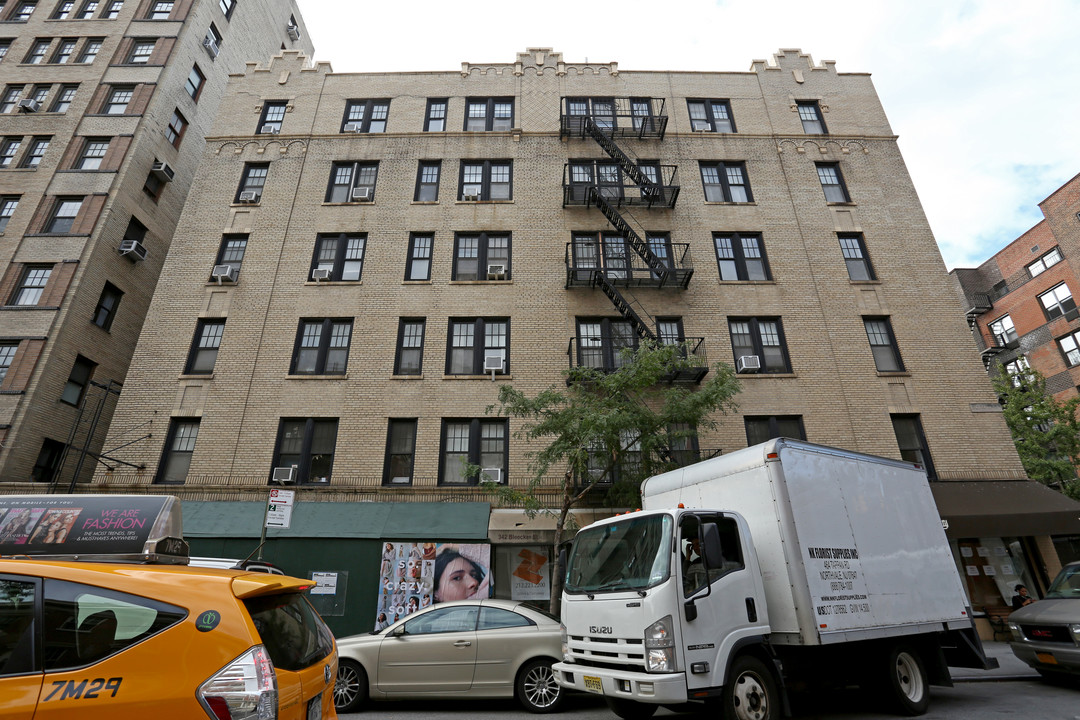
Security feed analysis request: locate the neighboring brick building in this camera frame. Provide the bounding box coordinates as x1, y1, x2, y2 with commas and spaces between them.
0, 0, 312, 485
65, 47, 1080, 633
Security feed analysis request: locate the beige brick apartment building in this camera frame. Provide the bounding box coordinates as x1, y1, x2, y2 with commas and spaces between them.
74, 47, 1079, 633
0, 0, 311, 486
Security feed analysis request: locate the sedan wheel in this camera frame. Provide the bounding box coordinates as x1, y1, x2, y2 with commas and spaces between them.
334, 659, 368, 713
517, 659, 564, 713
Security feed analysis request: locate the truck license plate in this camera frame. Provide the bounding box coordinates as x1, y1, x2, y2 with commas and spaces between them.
583, 675, 603, 694
1035, 652, 1058, 665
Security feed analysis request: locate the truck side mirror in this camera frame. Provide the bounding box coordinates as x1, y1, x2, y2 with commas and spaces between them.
701, 523, 724, 569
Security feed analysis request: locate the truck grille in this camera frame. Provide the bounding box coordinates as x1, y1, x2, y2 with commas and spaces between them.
567, 634, 646, 673
1019, 624, 1074, 644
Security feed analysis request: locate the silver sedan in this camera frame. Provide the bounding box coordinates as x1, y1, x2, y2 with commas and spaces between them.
334, 598, 565, 714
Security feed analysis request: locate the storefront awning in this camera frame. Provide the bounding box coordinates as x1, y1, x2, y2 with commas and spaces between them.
931, 481, 1080, 538
182, 501, 491, 541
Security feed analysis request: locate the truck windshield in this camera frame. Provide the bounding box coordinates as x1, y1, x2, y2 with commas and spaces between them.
1044, 564, 1080, 599
565, 514, 673, 594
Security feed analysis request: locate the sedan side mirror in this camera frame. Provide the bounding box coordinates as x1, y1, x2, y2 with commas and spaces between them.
391, 624, 407, 637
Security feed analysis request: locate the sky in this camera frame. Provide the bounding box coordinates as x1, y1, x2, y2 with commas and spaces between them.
293, 0, 1080, 271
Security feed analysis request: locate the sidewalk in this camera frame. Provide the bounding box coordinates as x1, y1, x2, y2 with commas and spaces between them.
950, 641, 1040, 682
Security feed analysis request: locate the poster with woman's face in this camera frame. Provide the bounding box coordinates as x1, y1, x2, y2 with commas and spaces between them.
373, 542, 491, 630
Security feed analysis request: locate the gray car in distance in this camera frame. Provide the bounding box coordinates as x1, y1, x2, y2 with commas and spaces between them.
334, 598, 565, 714
1009, 561, 1080, 680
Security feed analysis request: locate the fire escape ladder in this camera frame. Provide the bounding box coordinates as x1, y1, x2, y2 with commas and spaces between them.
583, 117, 662, 196
592, 271, 657, 342
589, 188, 669, 284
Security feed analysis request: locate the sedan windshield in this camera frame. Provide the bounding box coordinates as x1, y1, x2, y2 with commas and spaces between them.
565, 514, 672, 594
1044, 564, 1080, 599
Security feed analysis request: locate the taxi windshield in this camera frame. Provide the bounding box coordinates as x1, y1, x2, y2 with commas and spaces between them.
565, 514, 673, 594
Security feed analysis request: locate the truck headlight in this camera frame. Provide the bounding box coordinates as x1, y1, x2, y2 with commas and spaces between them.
1070, 624, 1080, 645
1008, 622, 1023, 642
561, 623, 573, 663
644, 616, 675, 673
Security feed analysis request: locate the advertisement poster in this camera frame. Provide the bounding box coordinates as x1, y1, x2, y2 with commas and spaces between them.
0, 496, 173, 554
374, 542, 491, 631
510, 547, 550, 601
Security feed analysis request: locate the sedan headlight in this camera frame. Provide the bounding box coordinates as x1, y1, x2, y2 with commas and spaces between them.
1008, 622, 1023, 642
644, 616, 675, 673
1070, 624, 1080, 645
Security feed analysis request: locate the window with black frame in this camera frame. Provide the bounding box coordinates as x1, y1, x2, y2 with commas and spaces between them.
273, 418, 338, 484
714, 232, 770, 281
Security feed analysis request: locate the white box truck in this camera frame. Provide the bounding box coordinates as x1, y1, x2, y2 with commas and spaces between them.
553, 439, 995, 719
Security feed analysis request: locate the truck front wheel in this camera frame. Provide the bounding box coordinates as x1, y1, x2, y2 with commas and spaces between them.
721, 655, 778, 720
882, 644, 929, 716
604, 697, 657, 720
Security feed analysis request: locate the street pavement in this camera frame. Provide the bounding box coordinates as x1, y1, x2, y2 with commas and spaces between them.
949, 640, 1039, 681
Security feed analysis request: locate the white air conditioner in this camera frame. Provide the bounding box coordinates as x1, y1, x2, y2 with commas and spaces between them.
203, 37, 219, 57
238, 190, 261, 203
17, 99, 40, 113
350, 186, 371, 201
343, 122, 364, 133
691, 122, 713, 132
737, 355, 761, 373
271, 466, 295, 484
486, 264, 506, 280
151, 161, 174, 182
118, 239, 148, 262
389, 476, 410, 484
481, 467, 503, 484
462, 190, 480, 201
211, 264, 237, 283
484, 352, 505, 372
286, 23, 301, 41
260, 124, 280, 135
311, 268, 332, 281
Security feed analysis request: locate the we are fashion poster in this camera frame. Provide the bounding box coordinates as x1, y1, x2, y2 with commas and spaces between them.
374, 542, 491, 631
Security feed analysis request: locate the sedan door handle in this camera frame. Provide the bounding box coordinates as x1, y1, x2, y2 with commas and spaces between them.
453, 640, 472, 647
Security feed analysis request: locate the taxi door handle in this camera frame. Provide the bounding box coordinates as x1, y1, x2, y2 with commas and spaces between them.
454, 640, 472, 647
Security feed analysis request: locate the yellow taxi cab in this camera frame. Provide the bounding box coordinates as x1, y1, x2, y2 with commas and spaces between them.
0, 494, 337, 720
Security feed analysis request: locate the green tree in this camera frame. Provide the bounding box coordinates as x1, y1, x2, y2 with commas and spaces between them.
486, 340, 741, 613
991, 364, 1080, 500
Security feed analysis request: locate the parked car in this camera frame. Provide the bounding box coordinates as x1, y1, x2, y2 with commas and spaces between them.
333, 598, 564, 714
1009, 561, 1080, 680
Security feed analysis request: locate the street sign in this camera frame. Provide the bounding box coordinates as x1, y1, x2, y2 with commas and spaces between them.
265, 488, 295, 529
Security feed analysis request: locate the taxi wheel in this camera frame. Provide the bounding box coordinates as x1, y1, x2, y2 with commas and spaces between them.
334, 659, 368, 713
516, 658, 564, 713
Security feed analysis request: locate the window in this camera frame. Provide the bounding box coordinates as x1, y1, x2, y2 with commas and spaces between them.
817, 162, 850, 203
203, 23, 221, 57
1, 86, 23, 114
77, 137, 108, 169
143, 168, 165, 201
1004, 356, 1029, 379
384, 419, 417, 484
1028, 247, 1063, 277
667, 422, 700, 466
291, 318, 352, 375
700, 161, 752, 202
714, 232, 770, 281
212, 233, 246, 279
123, 215, 146, 245
425, 98, 447, 131
258, 100, 286, 134
61, 354, 95, 406
838, 233, 875, 281
92, 281, 122, 330
440, 418, 507, 485
20, 137, 48, 168
414, 161, 440, 201
49, 84, 76, 112
891, 414, 935, 479
47, 198, 81, 233
989, 314, 1018, 347
236, 162, 268, 202
104, 86, 133, 114
156, 418, 198, 483
864, 317, 904, 372
406, 233, 432, 281
1059, 331, 1080, 367
273, 418, 338, 484
453, 232, 510, 280
745, 416, 806, 445
0, 196, 17, 232
218, 0, 233, 18
77, 38, 101, 63
0, 577, 33, 671
148, 1, 172, 19
1038, 283, 1078, 320
0, 39, 10, 62
797, 100, 827, 134
326, 161, 377, 202
185, 64, 204, 100
687, 99, 735, 132
127, 39, 154, 64
0, 138, 19, 168
394, 318, 425, 375
464, 97, 513, 131
570, 233, 634, 281
163, 108, 186, 147
51, 38, 76, 63
574, 318, 637, 371
447, 318, 508, 375
76, 0, 97, 18
102, 0, 121, 18
11, 266, 50, 305
459, 160, 511, 201
0, 343, 16, 382
53, 1, 74, 18
14, 3, 37, 21
342, 98, 389, 133
184, 319, 224, 374
25, 39, 49, 65
730, 317, 790, 373
310, 233, 364, 282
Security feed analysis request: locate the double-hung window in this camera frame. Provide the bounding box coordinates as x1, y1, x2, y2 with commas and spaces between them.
384, 419, 417, 485
12, 266, 51, 305
148, 1, 173, 19
20, 136, 48, 168
891, 414, 935, 478
258, 101, 286, 134
988, 315, 1018, 347
1059, 331, 1080, 367
424, 98, 447, 131
92, 282, 122, 330
0, 40, 10, 62
61, 355, 95, 406
817, 162, 851, 202
714, 232, 770, 281
165, 109, 186, 147
440, 418, 507, 485
415, 161, 440, 201
103, 0, 121, 18
838, 233, 875, 280
52, 39, 76, 63
185, 319, 224, 374
291, 318, 352, 375
797, 100, 827, 133
447, 318, 508, 375
25, 39, 49, 64
406, 233, 432, 281
218, 0, 234, 18
273, 418, 338, 485
0, 196, 18, 232
311, 233, 364, 282
104, 86, 133, 114
14, 3, 37, 21
203, 23, 222, 57
76, 0, 97, 18
342, 99, 389, 133
127, 39, 155, 64
47, 198, 81, 233
570, 233, 631, 282
326, 161, 377, 202
459, 160, 511, 201
700, 161, 751, 202
864, 317, 904, 372
54, 1, 75, 18
78, 137, 109, 169
49, 84, 77, 112
1028, 247, 1062, 277
1, 87, 23, 114
465, 97, 513, 131
1039, 283, 1078, 320
453, 232, 509, 280
574, 318, 637, 371
212, 234, 246, 280
687, 99, 735, 132
0, 343, 16, 382
78, 38, 102, 63
156, 418, 199, 483
236, 162, 268, 202
730, 317, 790, 373
746, 416, 806, 445
394, 319, 425, 375
0, 138, 20, 168
185, 65, 204, 100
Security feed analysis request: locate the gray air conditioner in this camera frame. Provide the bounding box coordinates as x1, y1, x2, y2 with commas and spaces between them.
342, 122, 364, 133
350, 186, 371, 201
260, 124, 280, 135
737, 355, 761, 373
211, 264, 237, 284
311, 268, 332, 281
484, 352, 505, 372
462, 190, 481, 201
118, 239, 148, 262
481, 467, 503, 484
17, 98, 40, 113
238, 190, 261, 203
286, 23, 301, 41
203, 37, 219, 57
271, 466, 296, 484
151, 161, 174, 183
486, 264, 506, 280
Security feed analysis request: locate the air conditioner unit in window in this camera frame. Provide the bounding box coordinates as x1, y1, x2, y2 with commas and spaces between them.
286, 23, 301, 41
737, 355, 761, 373
486, 264, 506, 280
484, 352, 505, 372
203, 37, 219, 57
260, 124, 280, 135
462, 191, 480, 201
17, 98, 40, 113
481, 467, 503, 484
342, 122, 364, 133
271, 466, 296, 484
350, 186, 371, 201
211, 264, 237, 284
151, 161, 174, 182
118, 239, 148, 262
311, 268, 332, 281
238, 190, 261, 203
